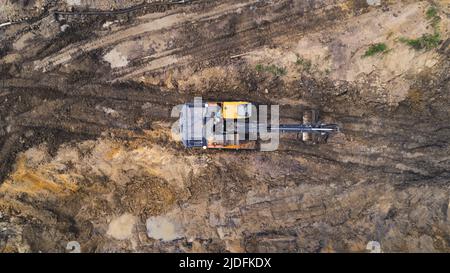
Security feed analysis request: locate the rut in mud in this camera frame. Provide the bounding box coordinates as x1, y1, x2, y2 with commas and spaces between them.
0, 0, 449, 252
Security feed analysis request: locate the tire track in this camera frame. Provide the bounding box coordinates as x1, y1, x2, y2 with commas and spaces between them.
33, 0, 260, 71
112, 1, 350, 81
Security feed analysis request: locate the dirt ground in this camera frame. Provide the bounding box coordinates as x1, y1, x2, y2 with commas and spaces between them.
0, 0, 449, 252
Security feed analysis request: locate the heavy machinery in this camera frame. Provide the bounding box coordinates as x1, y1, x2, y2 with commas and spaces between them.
178, 100, 339, 150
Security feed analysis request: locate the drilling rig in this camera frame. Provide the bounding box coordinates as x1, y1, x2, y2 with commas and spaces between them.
178, 100, 339, 150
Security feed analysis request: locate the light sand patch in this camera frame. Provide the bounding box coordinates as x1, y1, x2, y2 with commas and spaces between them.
107, 213, 137, 240
103, 48, 129, 68
146, 215, 182, 241
366, 0, 381, 6
65, 0, 81, 6
22, 146, 50, 167
13, 32, 35, 51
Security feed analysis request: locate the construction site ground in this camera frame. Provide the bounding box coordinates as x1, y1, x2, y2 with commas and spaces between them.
0, 0, 449, 252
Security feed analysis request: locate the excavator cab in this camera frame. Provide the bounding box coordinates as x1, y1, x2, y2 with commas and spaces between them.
222, 102, 252, 119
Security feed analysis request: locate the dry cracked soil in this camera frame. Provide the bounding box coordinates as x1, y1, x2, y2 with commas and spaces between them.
0, 0, 449, 252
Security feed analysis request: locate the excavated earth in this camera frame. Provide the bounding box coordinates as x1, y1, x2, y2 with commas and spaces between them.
0, 0, 449, 252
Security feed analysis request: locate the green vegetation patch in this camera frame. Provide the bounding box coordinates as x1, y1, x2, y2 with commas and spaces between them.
426, 6, 441, 29
399, 33, 441, 50
398, 5, 442, 51
363, 43, 389, 57
426, 6, 438, 20
295, 55, 312, 71
255, 64, 286, 76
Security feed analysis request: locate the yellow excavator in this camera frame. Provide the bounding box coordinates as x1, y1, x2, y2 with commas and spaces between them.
178, 100, 339, 150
